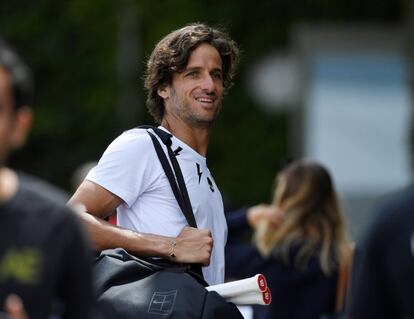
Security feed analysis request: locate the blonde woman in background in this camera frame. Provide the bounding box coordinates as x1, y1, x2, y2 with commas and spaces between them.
225, 159, 351, 319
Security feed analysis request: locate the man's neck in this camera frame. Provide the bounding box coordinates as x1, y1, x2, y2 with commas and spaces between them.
0, 167, 18, 203
161, 118, 211, 157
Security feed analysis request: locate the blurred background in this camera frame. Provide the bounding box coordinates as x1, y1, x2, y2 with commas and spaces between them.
2, 0, 413, 242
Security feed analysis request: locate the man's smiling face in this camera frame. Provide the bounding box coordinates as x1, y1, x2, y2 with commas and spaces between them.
159, 43, 224, 128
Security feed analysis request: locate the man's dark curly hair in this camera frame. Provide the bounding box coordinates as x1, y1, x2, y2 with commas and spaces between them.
0, 38, 33, 111
144, 23, 239, 124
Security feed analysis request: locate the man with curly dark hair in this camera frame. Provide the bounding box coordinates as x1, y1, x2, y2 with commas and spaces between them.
144, 23, 238, 124
69, 23, 239, 285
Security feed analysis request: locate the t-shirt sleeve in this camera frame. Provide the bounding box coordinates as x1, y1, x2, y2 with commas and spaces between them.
86, 130, 155, 207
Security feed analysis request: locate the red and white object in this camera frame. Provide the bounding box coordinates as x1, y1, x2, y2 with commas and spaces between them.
206, 274, 271, 306
228, 287, 272, 305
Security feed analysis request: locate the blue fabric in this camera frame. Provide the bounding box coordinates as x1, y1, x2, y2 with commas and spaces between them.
226, 207, 250, 234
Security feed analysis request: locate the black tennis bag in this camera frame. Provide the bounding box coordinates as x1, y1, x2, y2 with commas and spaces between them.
95, 248, 243, 319
94, 126, 242, 319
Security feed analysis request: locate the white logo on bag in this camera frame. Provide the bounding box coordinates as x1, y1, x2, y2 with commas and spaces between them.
148, 290, 178, 315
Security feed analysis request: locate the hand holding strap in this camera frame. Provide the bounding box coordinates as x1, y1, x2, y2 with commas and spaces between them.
138, 125, 203, 278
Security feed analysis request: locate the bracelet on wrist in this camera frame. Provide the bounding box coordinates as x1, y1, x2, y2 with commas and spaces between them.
169, 239, 177, 261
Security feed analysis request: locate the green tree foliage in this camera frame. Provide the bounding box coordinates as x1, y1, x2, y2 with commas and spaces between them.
2, 0, 120, 190
1, 0, 404, 205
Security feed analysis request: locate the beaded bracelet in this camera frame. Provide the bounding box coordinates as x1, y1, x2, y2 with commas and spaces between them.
169, 239, 177, 261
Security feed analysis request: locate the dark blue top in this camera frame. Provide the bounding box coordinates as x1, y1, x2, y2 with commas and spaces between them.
225, 208, 338, 319
348, 185, 414, 319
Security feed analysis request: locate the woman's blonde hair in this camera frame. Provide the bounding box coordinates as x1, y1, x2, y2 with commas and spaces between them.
255, 159, 349, 275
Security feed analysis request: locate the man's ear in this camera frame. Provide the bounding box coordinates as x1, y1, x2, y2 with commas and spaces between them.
157, 84, 170, 100
10, 106, 33, 150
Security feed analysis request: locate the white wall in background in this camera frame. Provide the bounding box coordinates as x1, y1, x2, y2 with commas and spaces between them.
305, 52, 412, 196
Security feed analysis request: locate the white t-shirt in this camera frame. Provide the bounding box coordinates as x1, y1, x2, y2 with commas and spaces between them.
86, 127, 227, 285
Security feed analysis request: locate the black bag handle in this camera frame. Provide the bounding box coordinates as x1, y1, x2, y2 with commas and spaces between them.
139, 125, 197, 228
138, 125, 203, 277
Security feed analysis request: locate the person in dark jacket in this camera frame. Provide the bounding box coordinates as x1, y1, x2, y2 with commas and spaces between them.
0, 37, 96, 319
226, 159, 351, 319
347, 185, 414, 319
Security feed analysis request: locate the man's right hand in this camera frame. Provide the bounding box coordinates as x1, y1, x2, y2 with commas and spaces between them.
174, 227, 213, 266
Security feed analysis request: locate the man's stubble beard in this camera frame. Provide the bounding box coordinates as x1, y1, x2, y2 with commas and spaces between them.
170, 88, 222, 129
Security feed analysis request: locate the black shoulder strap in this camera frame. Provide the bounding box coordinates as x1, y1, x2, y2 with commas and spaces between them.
138, 125, 203, 278
139, 125, 197, 228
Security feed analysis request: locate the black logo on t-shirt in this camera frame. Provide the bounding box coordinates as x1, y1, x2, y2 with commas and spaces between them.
207, 177, 214, 192
173, 147, 183, 156
196, 163, 202, 184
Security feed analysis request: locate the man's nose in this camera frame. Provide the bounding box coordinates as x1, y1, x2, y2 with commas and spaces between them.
200, 74, 215, 92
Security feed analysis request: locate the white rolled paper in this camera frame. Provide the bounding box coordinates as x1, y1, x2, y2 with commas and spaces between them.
206, 274, 268, 298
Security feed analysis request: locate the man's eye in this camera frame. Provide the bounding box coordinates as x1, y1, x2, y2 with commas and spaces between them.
186, 71, 198, 78
212, 72, 222, 80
